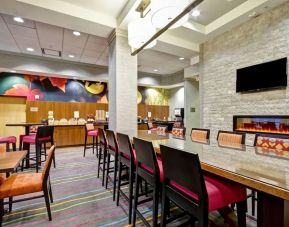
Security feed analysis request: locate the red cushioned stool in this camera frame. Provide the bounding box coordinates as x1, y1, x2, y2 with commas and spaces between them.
0, 136, 16, 152
116, 133, 136, 224
83, 123, 99, 157
160, 145, 247, 227
132, 137, 164, 227
22, 126, 54, 172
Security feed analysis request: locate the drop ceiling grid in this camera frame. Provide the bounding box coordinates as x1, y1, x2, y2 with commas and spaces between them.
0, 15, 19, 52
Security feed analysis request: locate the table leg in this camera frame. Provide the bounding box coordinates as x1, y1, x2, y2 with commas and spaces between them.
257, 192, 289, 227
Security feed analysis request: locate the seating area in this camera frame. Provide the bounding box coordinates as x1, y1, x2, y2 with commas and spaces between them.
1, 0, 289, 226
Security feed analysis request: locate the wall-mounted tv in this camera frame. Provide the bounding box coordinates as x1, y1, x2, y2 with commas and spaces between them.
236, 58, 287, 92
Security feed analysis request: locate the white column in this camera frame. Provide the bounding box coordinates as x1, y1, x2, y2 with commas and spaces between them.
108, 29, 138, 136
184, 66, 200, 130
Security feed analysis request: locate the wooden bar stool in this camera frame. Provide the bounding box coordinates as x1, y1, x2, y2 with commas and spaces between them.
160, 145, 247, 227
97, 128, 108, 186
22, 126, 54, 172
83, 124, 99, 157
0, 136, 16, 152
116, 133, 136, 224
105, 130, 119, 201
132, 137, 164, 227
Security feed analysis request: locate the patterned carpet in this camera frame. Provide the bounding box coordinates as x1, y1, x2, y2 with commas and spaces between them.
2, 147, 257, 227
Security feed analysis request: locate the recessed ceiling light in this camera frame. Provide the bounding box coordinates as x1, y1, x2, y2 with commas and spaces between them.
73, 76, 77, 79
191, 9, 200, 17
153, 69, 158, 72
10, 70, 16, 73
26, 47, 34, 52
248, 11, 258, 17
179, 57, 185, 60
68, 54, 75, 58
13, 17, 24, 23
73, 31, 81, 36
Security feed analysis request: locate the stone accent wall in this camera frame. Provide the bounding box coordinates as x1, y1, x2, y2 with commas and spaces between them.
201, 2, 289, 139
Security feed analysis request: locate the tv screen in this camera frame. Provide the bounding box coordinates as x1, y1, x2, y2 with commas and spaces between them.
236, 58, 287, 92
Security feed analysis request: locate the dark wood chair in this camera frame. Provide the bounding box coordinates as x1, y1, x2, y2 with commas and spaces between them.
83, 123, 99, 157
105, 130, 119, 201
97, 128, 108, 186
22, 126, 55, 172
132, 137, 164, 227
160, 145, 247, 227
0, 145, 55, 225
191, 128, 210, 142
116, 132, 136, 224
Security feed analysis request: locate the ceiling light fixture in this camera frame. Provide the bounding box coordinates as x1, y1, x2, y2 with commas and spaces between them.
128, 17, 157, 49
68, 54, 75, 58
13, 17, 24, 23
179, 57, 185, 60
73, 31, 81, 36
26, 47, 34, 52
151, 0, 189, 29
10, 70, 16, 73
248, 11, 258, 18
191, 9, 200, 17
153, 69, 159, 72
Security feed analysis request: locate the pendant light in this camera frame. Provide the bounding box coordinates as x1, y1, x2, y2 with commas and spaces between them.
151, 0, 189, 29
128, 17, 157, 49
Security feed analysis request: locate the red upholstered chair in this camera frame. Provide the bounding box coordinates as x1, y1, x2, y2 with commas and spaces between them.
160, 145, 247, 227
0, 136, 16, 152
19, 126, 39, 150
83, 123, 99, 157
132, 137, 164, 227
148, 122, 157, 131
116, 133, 136, 224
0, 145, 55, 226
22, 126, 54, 172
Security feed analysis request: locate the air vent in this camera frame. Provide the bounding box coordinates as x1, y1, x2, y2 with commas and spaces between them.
41, 48, 61, 57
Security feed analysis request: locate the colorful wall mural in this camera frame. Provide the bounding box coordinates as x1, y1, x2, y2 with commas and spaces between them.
138, 86, 169, 106
0, 73, 108, 103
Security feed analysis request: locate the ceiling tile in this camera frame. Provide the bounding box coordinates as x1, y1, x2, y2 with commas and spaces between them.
36, 22, 63, 50
0, 15, 19, 52
2, 13, 35, 28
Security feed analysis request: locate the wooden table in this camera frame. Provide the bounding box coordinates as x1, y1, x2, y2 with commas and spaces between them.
6, 123, 45, 135
136, 130, 289, 227
0, 151, 27, 174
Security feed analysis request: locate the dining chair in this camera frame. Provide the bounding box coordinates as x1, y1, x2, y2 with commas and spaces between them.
148, 122, 156, 130
116, 132, 136, 224
0, 136, 16, 152
217, 130, 245, 147
171, 127, 186, 137
83, 123, 99, 157
105, 130, 119, 201
132, 137, 164, 227
160, 145, 247, 227
97, 128, 108, 186
191, 128, 210, 142
22, 126, 55, 172
0, 145, 55, 226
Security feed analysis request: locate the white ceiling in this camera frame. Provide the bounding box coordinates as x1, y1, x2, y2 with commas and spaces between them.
0, 0, 288, 76
191, 0, 247, 25
0, 13, 109, 66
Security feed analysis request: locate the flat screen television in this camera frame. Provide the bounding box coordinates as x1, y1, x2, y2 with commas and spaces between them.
236, 58, 287, 92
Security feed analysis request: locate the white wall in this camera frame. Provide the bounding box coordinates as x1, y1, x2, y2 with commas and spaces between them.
201, 1, 289, 139
169, 86, 184, 119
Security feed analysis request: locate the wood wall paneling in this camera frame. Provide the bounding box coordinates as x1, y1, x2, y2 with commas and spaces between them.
138, 104, 169, 120
0, 96, 26, 139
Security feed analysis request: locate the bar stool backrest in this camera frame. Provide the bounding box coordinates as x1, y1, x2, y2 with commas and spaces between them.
191, 128, 210, 142
98, 128, 107, 146
117, 133, 134, 161
217, 130, 245, 145
133, 137, 159, 179
160, 144, 208, 205
86, 123, 94, 131
254, 133, 289, 151
36, 125, 54, 142
106, 130, 118, 153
